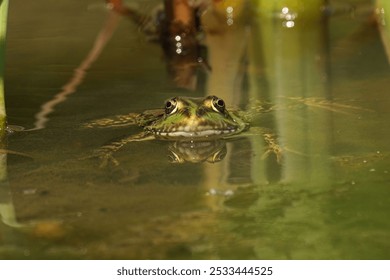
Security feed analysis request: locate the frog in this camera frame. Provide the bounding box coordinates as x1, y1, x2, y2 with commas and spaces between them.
83, 95, 281, 167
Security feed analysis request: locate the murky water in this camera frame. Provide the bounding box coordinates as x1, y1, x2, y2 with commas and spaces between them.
1, 0, 389, 259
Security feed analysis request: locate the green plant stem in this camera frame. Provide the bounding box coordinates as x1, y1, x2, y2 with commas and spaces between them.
0, 0, 9, 127
376, 0, 390, 63
255, 0, 326, 21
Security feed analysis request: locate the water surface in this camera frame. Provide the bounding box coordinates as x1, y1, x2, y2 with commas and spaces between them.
1, 0, 390, 259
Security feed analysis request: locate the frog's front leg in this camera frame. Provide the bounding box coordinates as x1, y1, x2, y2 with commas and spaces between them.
89, 132, 154, 168
82, 113, 140, 129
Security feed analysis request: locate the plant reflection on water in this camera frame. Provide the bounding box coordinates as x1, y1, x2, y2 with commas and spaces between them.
0, 0, 390, 259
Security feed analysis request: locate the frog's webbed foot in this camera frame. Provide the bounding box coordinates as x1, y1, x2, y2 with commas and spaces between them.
96, 150, 120, 168
244, 127, 283, 163
261, 132, 283, 163
81, 113, 140, 129
79, 149, 119, 168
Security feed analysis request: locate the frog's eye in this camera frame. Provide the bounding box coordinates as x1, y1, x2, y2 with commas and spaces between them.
211, 97, 226, 113
165, 98, 178, 115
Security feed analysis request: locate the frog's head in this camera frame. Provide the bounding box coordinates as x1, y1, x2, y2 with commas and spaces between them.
145, 95, 247, 139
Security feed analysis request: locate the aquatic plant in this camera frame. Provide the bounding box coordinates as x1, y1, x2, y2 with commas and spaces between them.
255, 0, 325, 21
0, 0, 8, 129
376, 0, 390, 62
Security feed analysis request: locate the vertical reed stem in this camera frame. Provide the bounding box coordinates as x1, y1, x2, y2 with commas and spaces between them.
0, 0, 9, 128
376, 0, 390, 63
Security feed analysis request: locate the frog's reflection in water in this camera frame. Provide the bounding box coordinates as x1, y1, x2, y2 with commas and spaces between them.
167, 140, 227, 164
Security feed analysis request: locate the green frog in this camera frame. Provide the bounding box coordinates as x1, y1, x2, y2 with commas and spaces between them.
83, 95, 280, 166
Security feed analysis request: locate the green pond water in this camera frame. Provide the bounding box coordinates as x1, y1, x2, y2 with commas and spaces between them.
1, 0, 390, 259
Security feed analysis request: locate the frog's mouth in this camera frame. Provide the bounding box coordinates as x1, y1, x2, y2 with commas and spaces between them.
154, 126, 238, 138
149, 121, 242, 139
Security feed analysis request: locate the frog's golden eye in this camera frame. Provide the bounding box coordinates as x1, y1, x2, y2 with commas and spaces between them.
165, 98, 178, 115
211, 97, 226, 113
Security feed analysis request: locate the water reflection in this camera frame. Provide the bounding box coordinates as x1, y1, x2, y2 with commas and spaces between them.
201, 3, 333, 258
168, 140, 227, 164
28, 11, 121, 131
279, 7, 297, 28
2, 0, 390, 259
376, 0, 390, 63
